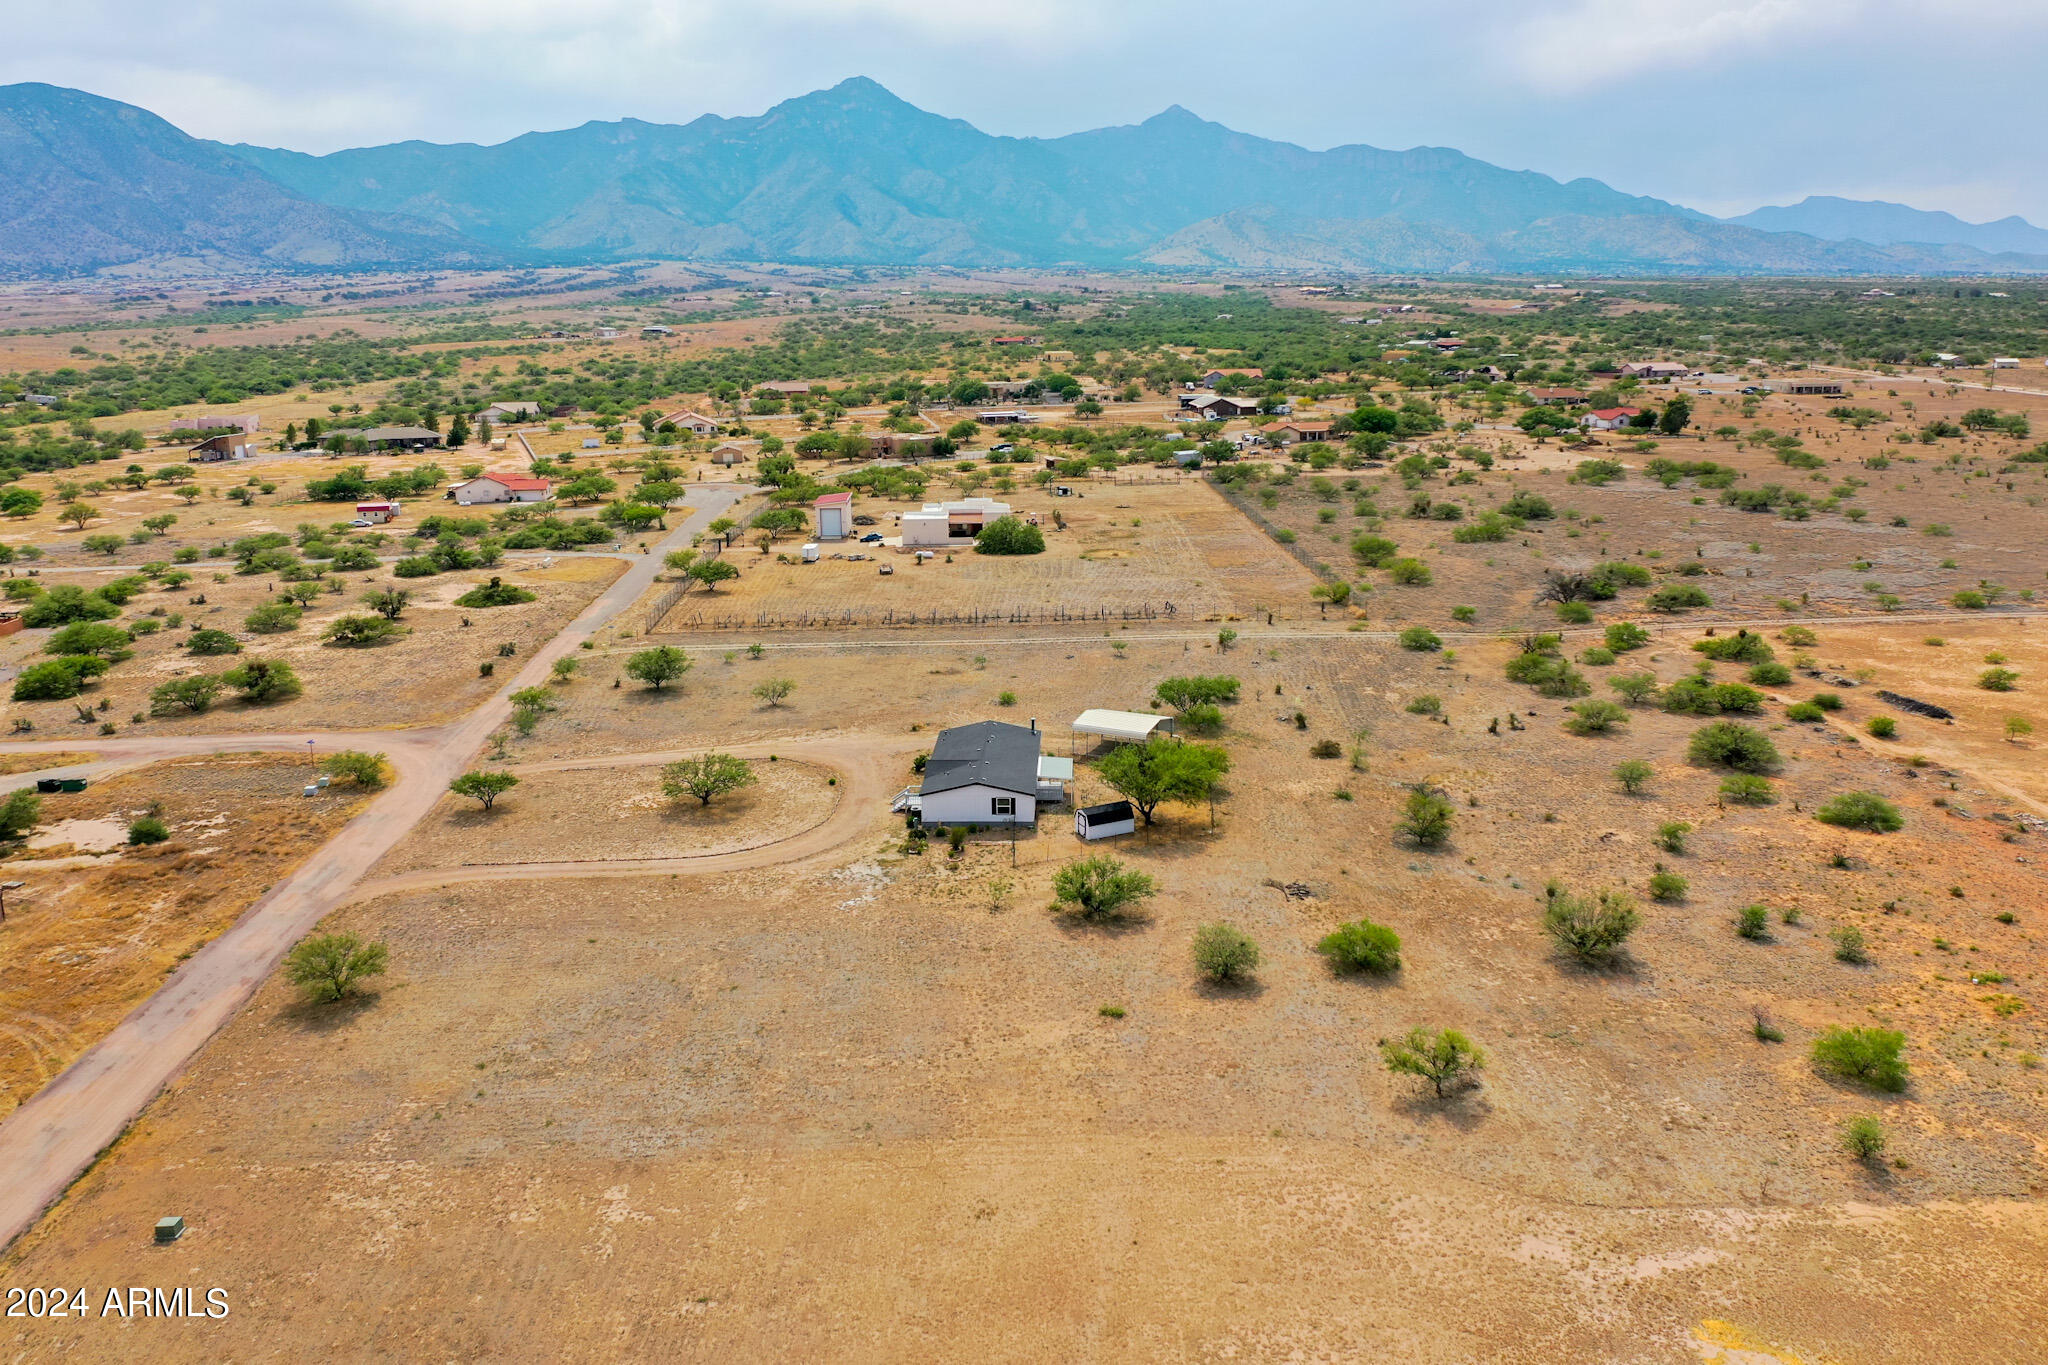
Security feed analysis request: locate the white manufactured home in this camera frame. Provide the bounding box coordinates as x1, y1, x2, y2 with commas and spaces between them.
917, 720, 1043, 826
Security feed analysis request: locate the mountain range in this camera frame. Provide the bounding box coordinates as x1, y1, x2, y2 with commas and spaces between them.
3, 78, 2044, 279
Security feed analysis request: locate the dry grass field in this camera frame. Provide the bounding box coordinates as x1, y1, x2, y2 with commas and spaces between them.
0, 754, 372, 1116
655, 477, 1319, 632
3, 626, 2045, 1359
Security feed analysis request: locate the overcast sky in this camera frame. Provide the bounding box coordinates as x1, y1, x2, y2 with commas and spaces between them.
11, 0, 2047, 223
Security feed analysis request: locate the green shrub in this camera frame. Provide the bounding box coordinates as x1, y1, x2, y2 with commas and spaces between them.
1605, 622, 1651, 652
1310, 738, 1342, 758
1578, 646, 1616, 666
1980, 667, 2021, 692
1543, 889, 1640, 964
1749, 662, 1793, 686
1693, 632, 1774, 664
1815, 791, 1904, 833
148, 675, 223, 715
1564, 699, 1628, 735
1350, 534, 1399, 568
1052, 856, 1155, 919
974, 515, 1046, 555
1830, 925, 1871, 963
185, 628, 242, 655
1648, 869, 1687, 902
1405, 694, 1442, 716
1786, 701, 1825, 723
1380, 1027, 1486, 1098
1387, 557, 1432, 586
1736, 904, 1770, 939
1646, 583, 1711, 612
1614, 759, 1653, 793
1398, 626, 1442, 652
1720, 773, 1776, 805
1656, 820, 1691, 853
1811, 692, 1844, 711
1192, 922, 1261, 982
20, 585, 119, 627
285, 931, 390, 1003
1317, 919, 1402, 974
1812, 1026, 1907, 1091
1866, 716, 1897, 738
320, 750, 389, 789
11, 656, 109, 700
244, 601, 302, 634
1688, 721, 1781, 772
1555, 600, 1594, 624
1841, 1115, 1887, 1161
126, 815, 170, 845
1397, 788, 1454, 848
454, 577, 538, 608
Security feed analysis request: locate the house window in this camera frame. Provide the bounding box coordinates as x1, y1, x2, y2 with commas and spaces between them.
991, 797, 1016, 817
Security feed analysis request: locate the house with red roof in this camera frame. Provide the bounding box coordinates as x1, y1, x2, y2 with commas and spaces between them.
1580, 407, 1643, 432
451, 473, 554, 506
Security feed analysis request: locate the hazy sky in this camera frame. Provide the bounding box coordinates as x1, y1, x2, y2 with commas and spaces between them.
11, 0, 2047, 223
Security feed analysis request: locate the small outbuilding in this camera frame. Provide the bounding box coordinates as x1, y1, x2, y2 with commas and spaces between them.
187, 431, 258, 462
361, 426, 442, 451
1070, 709, 1175, 747
814, 490, 852, 540
1075, 801, 1136, 841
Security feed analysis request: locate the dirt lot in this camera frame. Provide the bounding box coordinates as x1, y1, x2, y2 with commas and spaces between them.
373, 756, 838, 876
0, 556, 622, 735
4, 626, 2045, 1359
0, 754, 372, 1116
655, 476, 1320, 632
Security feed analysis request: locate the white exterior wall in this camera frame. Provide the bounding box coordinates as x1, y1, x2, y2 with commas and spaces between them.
900, 512, 952, 546
920, 784, 1036, 826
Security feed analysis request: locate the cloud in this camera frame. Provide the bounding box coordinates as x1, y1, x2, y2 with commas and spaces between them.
1495, 0, 2048, 92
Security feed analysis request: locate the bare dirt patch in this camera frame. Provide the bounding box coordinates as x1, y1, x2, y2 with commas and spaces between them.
375, 756, 838, 876
0, 754, 372, 1116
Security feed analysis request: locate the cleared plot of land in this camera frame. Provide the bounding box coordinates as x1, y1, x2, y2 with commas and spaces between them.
0, 754, 371, 1116
372, 756, 838, 876
0, 556, 622, 735
5, 635, 2045, 1359
655, 477, 1321, 632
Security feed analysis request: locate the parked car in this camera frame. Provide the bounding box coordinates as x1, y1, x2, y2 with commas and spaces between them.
860, 532, 883, 543
991, 443, 1014, 453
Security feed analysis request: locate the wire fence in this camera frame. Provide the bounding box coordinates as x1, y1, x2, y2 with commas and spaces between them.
658, 601, 1186, 632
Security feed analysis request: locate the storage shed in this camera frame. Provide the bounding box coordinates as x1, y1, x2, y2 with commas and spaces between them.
814, 490, 852, 540
1075, 801, 1135, 841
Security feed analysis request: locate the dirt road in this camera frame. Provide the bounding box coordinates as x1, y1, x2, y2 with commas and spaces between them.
0, 488, 752, 1252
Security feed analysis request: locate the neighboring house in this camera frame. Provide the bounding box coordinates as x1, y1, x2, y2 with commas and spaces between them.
1202, 394, 1262, 418
170, 413, 259, 433
1781, 379, 1845, 396
594, 327, 621, 339
22, 394, 58, 406
1273, 421, 1333, 445
990, 336, 1038, 347
662, 410, 719, 437
1201, 367, 1263, 388
814, 490, 853, 540
1992, 358, 2021, 369
866, 431, 937, 457
1581, 408, 1643, 431
756, 380, 817, 396
976, 409, 1034, 425
1932, 353, 1963, 367
1172, 449, 1203, 468
1526, 388, 1587, 407
710, 444, 748, 467
1431, 338, 1464, 351
361, 426, 442, 451
900, 498, 1011, 546
187, 432, 258, 461
1621, 362, 1690, 381
479, 401, 541, 424
641, 325, 673, 338
917, 720, 1042, 827
450, 473, 552, 506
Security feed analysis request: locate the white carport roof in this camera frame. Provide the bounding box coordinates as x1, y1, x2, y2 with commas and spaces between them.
1037, 756, 1074, 781
1071, 709, 1173, 743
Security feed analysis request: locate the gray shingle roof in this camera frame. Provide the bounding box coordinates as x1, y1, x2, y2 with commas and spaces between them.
919, 721, 1041, 798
